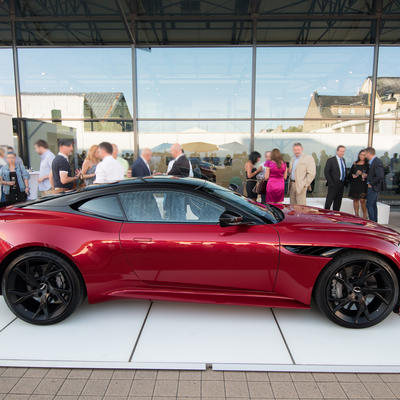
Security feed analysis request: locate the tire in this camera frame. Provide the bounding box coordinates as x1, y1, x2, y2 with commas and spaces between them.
315, 251, 399, 328
1, 251, 84, 325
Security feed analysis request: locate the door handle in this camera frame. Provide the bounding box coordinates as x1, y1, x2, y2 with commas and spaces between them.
133, 237, 153, 242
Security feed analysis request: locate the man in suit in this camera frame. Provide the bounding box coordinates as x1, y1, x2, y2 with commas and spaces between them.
131, 148, 152, 178
324, 145, 347, 211
168, 143, 192, 177
289, 142, 316, 206
365, 146, 385, 222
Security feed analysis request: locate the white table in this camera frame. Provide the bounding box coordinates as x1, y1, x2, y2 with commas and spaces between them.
28, 171, 40, 200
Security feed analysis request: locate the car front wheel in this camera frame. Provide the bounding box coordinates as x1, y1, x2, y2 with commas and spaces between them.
315, 251, 399, 328
1, 251, 84, 325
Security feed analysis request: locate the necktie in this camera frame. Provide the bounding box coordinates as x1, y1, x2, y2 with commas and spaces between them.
340, 159, 345, 181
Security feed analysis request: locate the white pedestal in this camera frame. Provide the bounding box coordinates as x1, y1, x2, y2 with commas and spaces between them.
28, 171, 40, 200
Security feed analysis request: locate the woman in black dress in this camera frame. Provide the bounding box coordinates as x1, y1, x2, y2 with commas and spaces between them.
245, 151, 262, 200
348, 149, 369, 218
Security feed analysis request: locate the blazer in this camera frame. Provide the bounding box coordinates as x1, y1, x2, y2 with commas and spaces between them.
169, 154, 191, 177
131, 157, 151, 178
368, 157, 385, 192
289, 154, 316, 194
0, 163, 29, 195
324, 156, 347, 186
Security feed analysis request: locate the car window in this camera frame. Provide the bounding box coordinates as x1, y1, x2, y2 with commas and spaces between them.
119, 190, 225, 223
78, 195, 125, 220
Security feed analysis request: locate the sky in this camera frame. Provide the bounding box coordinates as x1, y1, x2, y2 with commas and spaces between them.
0, 46, 399, 130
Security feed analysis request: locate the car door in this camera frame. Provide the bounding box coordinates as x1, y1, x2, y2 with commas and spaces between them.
119, 187, 279, 292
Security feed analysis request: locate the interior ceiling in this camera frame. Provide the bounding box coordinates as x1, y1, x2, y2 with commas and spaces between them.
0, 0, 399, 46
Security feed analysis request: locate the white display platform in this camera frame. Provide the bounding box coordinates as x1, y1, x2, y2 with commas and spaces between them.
283, 197, 390, 225
1, 297, 400, 372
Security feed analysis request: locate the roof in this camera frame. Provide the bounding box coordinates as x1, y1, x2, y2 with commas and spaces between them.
1, 0, 399, 46
20, 91, 130, 119
376, 77, 400, 99
312, 92, 369, 117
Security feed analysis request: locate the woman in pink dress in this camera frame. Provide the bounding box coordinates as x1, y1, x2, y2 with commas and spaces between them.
264, 148, 287, 203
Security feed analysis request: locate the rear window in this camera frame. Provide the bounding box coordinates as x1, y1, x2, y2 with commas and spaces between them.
78, 196, 125, 220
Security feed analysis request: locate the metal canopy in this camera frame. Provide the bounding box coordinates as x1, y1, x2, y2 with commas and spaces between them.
0, 0, 399, 46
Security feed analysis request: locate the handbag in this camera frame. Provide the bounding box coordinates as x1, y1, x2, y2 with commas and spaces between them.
253, 178, 267, 194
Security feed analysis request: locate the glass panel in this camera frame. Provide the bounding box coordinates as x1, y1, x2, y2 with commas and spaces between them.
137, 47, 252, 118
18, 48, 132, 154
254, 120, 369, 199
256, 47, 373, 118
374, 46, 400, 205
138, 120, 250, 189
78, 196, 124, 220
120, 190, 224, 223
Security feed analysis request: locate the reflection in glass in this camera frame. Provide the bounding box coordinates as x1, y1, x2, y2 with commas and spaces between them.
254, 120, 370, 198
374, 47, 400, 204
256, 47, 373, 118
137, 47, 252, 118
138, 121, 250, 190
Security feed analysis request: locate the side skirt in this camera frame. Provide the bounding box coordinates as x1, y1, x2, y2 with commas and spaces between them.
102, 287, 310, 309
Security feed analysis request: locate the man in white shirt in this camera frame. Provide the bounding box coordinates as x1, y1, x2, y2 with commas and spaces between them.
94, 142, 124, 184
34, 139, 55, 196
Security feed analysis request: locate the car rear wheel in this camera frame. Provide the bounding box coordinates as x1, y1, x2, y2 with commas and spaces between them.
315, 251, 398, 328
1, 251, 84, 325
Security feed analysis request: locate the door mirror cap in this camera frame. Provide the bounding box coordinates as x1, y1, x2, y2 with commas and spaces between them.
219, 211, 245, 227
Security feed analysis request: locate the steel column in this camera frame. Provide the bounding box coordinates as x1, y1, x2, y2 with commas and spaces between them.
10, 0, 28, 165
250, 23, 257, 152
368, 3, 382, 148
131, 44, 139, 158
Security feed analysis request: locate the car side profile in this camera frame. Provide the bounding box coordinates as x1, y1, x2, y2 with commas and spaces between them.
0, 176, 399, 329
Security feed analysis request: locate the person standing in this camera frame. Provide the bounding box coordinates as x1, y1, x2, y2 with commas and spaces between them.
34, 139, 55, 196
348, 149, 369, 218
288, 143, 316, 206
365, 147, 385, 222
260, 151, 271, 203
6, 147, 23, 166
131, 148, 152, 178
94, 142, 124, 184
0, 148, 7, 202
0, 152, 30, 204
81, 144, 100, 186
264, 148, 287, 203
168, 144, 192, 177
324, 145, 347, 211
112, 144, 129, 177
51, 139, 80, 192
245, 151, 262, 200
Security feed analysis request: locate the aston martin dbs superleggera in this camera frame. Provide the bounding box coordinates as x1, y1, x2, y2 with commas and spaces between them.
1, 176, 399, 328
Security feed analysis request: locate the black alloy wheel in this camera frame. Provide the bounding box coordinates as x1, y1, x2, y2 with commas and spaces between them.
1, 251, 84, 325
315, 251, 398, 328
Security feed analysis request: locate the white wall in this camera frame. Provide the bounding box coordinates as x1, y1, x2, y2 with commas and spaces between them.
0, 112, 13, 146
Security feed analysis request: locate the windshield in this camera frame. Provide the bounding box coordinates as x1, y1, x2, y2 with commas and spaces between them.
203, 181, 281, 224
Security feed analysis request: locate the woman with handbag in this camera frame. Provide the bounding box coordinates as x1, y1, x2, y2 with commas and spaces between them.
264, 148, 287, 203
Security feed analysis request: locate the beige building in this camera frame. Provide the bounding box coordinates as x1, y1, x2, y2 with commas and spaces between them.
304, 77, 400, 133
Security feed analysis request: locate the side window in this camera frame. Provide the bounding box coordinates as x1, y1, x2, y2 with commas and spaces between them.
77, 195, 125, 220
119, 190, 225, 223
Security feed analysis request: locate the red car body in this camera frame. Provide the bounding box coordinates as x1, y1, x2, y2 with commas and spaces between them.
1, 177, 399, 314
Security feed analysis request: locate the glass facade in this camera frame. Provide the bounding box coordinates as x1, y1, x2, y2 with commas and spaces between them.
0, 43, 399, 203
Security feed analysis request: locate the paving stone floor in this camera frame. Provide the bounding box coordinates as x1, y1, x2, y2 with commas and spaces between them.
1, 368, 400, 399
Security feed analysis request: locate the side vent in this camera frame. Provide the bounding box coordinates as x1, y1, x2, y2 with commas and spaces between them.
284, 246, 342, 257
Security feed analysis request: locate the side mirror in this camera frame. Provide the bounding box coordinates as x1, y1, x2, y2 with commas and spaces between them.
219, 211, 245, 227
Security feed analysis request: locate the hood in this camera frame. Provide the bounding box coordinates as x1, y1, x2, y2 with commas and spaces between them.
274, 203, 400, 244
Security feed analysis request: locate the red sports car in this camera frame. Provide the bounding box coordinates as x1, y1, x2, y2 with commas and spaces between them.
0, 176, 399, 328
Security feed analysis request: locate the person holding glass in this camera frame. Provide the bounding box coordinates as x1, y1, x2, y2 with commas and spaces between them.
348, 149, 369, 218
264, 148, 287, 203
0, 152, 30, 204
